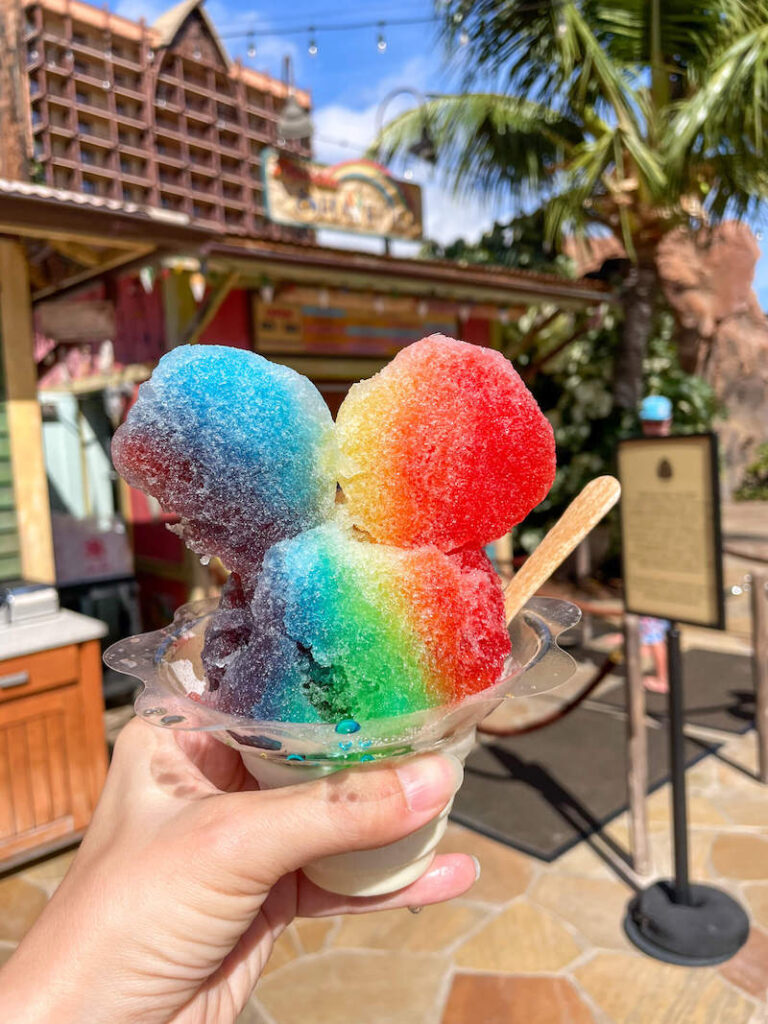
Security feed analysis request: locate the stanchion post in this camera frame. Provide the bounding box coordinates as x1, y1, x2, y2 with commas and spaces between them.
624, 612, 651, 875
752, 570, 768, 784
667, 624, 691, 905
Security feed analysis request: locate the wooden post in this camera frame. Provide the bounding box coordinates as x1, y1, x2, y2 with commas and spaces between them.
752, 570, 768, 784
576, 537, 592, 643
0, 240, 55, 582
625, 612, 651, 874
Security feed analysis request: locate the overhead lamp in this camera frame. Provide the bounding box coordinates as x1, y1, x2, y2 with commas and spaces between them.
377, 24, 387, 52
377, 88, 438, 167
308, 31, 318, 57
277, 95, 313, 141
408, 124, 437, 165
276, 54, 314, 142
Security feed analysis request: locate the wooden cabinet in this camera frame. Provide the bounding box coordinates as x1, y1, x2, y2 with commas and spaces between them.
0, 624, 107, 868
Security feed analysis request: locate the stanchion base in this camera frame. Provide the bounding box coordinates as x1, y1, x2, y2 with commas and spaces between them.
624, 881, 750, 966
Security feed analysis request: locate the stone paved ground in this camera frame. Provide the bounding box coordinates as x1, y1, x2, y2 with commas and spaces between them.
1, 726, 766, 1024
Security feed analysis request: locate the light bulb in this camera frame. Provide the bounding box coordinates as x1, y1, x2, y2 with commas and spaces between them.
308, 38, 318, 56
459, 30, 469, 45
377, 33, 387, 52
248, 40, 256, 58
189, 271, 206, 303
403, 168, 414, 180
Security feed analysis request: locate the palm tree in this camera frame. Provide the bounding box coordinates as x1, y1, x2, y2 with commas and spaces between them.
375, 0, 768, 408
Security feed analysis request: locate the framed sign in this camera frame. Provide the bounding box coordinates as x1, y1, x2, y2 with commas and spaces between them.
618, 433, 725, 629
262, 149, 423, 240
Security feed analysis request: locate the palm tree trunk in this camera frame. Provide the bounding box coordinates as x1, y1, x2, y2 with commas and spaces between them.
613, 261, 656, 409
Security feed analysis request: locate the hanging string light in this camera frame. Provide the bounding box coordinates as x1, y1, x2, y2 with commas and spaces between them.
308, 29, 318, 56
247, 32, 256, 57
377, 22, 387, 52
459, 30, 469, 45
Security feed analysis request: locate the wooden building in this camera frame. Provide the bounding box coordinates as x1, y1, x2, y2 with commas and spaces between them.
6, 0, 310, 237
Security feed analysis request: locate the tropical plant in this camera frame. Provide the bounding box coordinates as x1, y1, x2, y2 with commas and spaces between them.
734, 443, 768, 500
375, 0, 768, 408
518, 307, 720, 550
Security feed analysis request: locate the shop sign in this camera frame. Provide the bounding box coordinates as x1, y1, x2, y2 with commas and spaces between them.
254, 298, 454, 358
262, 149, 423, 240
618, 433, 725, 629
36, 299, 115, 343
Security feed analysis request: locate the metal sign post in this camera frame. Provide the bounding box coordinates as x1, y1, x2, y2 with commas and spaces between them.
618, 434, 749, 966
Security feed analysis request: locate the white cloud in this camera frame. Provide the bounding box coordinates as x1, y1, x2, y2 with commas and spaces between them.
313, 84, 511, 248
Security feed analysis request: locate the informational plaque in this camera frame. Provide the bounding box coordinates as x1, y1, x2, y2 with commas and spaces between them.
618, 434, 725, 629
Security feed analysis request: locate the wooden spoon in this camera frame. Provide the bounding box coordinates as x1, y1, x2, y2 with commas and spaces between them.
504, 475, 622, 625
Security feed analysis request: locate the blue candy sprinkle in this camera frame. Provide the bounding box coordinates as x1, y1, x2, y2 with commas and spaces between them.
286, 754, 305, 762
338, 741, 353, 752
360, 754, 375, 762
335, 719, 361, 735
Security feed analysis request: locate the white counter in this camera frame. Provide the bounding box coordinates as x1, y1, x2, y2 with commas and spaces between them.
0, 609, 108, 661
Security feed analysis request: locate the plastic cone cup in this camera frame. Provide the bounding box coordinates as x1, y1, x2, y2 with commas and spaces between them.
240, 729, 476, 897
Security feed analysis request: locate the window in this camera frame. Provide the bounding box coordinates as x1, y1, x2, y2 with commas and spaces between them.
82, 179, 98, 195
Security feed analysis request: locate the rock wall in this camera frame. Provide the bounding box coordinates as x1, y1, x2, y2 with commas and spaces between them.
656, 223, 768, 493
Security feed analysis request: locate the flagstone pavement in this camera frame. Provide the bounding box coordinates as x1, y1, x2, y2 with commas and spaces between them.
1, 724, 766, 1024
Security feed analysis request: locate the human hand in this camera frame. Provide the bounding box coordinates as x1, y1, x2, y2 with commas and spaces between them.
0, 718, 477, 1024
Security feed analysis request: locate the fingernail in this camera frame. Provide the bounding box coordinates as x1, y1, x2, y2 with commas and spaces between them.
472, 856, 481, 881
396, 755, 464, 813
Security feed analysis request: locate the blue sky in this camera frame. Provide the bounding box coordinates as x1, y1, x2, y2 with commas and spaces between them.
115, 0, 768, 306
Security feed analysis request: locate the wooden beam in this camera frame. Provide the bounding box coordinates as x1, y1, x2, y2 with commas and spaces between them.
0, 240, 55, 582
625, 612, 651, 876
50, 239, 105, 268
182, 271, 239, 346
31, 244, 155, 302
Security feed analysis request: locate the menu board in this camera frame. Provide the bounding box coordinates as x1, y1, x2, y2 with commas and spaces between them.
618, 434, 725, 629
254, 299, 456, 358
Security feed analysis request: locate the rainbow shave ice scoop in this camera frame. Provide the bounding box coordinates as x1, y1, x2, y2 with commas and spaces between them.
112, 345, 338, 587
108, 333, 568, 896
112, 335, 556, 724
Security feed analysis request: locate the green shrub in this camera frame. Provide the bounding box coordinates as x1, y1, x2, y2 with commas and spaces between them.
734, 443, 768, 501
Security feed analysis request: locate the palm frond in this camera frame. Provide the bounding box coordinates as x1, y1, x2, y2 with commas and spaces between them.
667, 20, 768, 170
371, 94, 583, 207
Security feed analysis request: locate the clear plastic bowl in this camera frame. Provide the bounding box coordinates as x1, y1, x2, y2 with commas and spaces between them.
104, 595, 580, 765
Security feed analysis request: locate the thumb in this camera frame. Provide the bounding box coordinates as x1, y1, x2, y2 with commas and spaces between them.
205, 754, 464, 888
